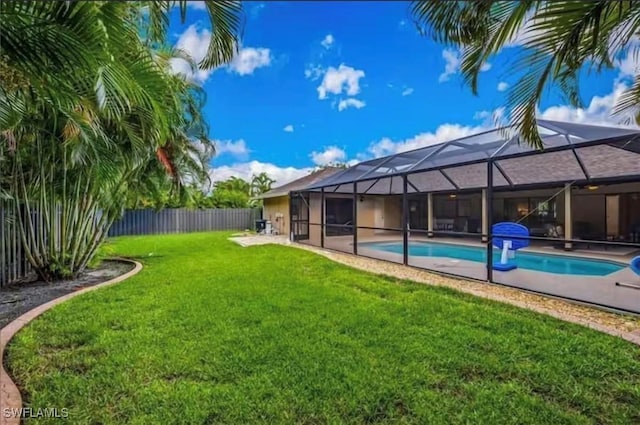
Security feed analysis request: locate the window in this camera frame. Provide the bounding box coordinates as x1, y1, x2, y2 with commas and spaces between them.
325, 198, 353, 236
502, 197, 556, 228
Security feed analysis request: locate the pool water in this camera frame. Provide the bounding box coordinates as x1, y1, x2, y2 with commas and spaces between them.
360, 241, 625, 276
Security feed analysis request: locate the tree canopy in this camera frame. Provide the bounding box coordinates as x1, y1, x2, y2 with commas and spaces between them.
0, 0, 243, 279
129, 173, 278, 210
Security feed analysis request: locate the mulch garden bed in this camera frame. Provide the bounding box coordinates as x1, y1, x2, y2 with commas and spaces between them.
0, 260, 134, 329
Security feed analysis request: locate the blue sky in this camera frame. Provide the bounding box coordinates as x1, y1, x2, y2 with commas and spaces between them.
168, 1, 636, 185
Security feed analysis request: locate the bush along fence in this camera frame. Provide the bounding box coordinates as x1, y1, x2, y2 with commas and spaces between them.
108, 208, 262, 237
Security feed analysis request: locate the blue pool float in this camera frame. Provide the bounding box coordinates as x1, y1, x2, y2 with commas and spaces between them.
630, 256, 640, 276
492, 222, 530, 272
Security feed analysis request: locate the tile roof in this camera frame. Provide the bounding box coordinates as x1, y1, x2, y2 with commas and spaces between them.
254, 167, 344, 199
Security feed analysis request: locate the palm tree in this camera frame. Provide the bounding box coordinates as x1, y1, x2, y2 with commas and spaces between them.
144, 1, 242, 69
0, 1, 242, 280
411, 1, 640, 147
2, 43, 212, 279
0, 1, 240, 162
251, 172, 276, 197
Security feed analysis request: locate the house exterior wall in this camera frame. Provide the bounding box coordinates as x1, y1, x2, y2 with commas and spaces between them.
301, 181, 640, 243
383, 196, 402, 229
263, 196, 289, 235
355, 196, 377, 237
304, 193, 399, 242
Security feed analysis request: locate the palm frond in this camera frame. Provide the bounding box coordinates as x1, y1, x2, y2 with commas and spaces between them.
411, 0, 640, 147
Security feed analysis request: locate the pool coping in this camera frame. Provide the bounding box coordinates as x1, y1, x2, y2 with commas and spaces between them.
358, 237, 637, 265
358, 240, 630, 272
0, 258, 143, 425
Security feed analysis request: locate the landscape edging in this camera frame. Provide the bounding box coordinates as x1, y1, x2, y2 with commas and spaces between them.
0, 258, 143, 425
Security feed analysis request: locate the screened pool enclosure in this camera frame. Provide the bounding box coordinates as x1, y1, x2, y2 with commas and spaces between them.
290, 120, 640, 313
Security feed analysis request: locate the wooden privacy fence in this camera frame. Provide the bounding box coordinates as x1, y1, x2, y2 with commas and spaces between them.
108, 208, 262, 237
1, 206, 261, 286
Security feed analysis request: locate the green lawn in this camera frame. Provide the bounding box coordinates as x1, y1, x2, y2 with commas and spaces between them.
6, 232, 640, 424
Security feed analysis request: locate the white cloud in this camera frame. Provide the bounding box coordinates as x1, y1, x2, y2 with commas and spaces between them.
362, 80, 638, 163
494, 106, 506, 122
472, 82, 638, 134
614, 39, 640, 79
439, 49, 460, 83
187, 1, 207, 10
205, 82, 639, 189
304, 36, 338, 83
337, 98, 366, 111
321, 34, 335, 49
538, 81, 637, 125
473, 107, 506, 127
228, 47, 272, 76
170, 57, 206, 83
283, 124, 294, 132
439, 49, 491, 83
317, 64, 365, 99
304, 64, 325, 81
366, 123, 488, 158
213, 139, 250, 158
616, 53, 639, 78
402, 87, 414, 96
175, 25, 210, 62
473, 110, 491, 121
497, 81, 509, 92
171, 25, 213, 83
170, 1, 207, 11
171, 25, 271, 82
209, 161, 311, 185
310, 146, 347, 165
188, 139, 216, 167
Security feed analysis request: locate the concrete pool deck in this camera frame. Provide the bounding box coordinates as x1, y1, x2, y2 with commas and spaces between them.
230, 233, 640, 345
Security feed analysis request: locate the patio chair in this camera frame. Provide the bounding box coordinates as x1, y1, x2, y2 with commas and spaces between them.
544, 223, 558, 238
545, 224, 567, 249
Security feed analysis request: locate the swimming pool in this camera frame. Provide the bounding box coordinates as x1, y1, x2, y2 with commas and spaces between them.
359, 241, 625, 276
